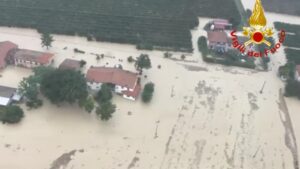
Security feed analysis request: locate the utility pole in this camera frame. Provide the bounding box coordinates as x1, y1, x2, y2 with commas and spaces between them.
260, 81, 266, 94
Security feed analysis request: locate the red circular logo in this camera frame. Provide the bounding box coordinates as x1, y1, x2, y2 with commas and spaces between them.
253, 32, 264, 42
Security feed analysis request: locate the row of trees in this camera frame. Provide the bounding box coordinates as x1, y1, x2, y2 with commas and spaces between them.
18, 65, 154, 122
19, 67, 118, 121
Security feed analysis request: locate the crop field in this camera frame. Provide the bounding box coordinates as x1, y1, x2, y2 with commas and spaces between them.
274, 22, 300, 64
0, 0, 240, 52
262, 0, 300, 16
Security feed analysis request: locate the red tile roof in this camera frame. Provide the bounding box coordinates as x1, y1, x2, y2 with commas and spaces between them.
86, 67, 139, 89
14, 49, 54, 64
207, 31, 229, 43
212, 19, 232, 30
123, 84, 141, 98
0, 41, 18, 68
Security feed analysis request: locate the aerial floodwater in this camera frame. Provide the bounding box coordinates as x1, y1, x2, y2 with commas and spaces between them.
0, 0, 300, 169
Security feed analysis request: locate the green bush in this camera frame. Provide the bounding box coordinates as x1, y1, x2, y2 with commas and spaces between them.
26, 99, 43, 109
127, 56, 134, 63
96, 84, 113, 103
96, 101, 116, 121
142, 82, 155, 103
0, 106, 24, 124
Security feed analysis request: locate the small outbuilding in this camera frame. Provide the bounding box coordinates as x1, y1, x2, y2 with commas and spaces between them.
0, 85, 22, 106
59, 58, 82, 71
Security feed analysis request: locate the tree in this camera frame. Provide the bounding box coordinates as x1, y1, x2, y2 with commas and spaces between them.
96, 84, 113, 103
198, 36, 208, 57
164, 52, 172, 58
41, 32, 54, 49
40, 69, 88, 104
285, 80, 300, 98
0, 106, 24, 124
127, 56, 134, 63
135, 54, 151, 71
79, 96, 95, 113
142, 82, 155, 103
79, 60, 86, 68
96, 101, 116, 121
96, 55, 100, 63
33, 66, 55, 82
18, 66, 54, 108
19, 76, 39, 101
245, 9, 252, 18
181, 54, 186, 60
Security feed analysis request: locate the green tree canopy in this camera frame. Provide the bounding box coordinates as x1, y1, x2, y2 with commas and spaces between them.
96, 84, 113, 103
40, 69, 88, 104
18, 66, 55, 108
96, 101, 116, 121
33, 66, 55, 82
285, 80, 300, 98
79, 96, 95, 113
142, 82, 155, 103
19, 76, 39, 101
198, 36, 208, 57
135, 54, 151, 70
0, 106, 24, 124
41, 32, 54, 49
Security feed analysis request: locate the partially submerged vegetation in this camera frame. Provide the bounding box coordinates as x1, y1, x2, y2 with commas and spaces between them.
198, 36, 255, 69
0, 0, 240, 51
18, 66, 119, 121
142, 82, 155, 103
275, 22, 300, 99
0, 105, 24, 124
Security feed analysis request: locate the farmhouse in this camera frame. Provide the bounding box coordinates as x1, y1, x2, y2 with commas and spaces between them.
0, 85, 21, 106
211, 19, 232, 31
295, 65, 300, 82
0, 41, 18, 68
207, 31, 231, 53
86, 67, 141, 101
13, 49, 54, 68
59, 59, 81, 71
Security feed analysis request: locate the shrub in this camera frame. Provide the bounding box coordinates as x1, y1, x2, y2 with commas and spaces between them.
74, 48, 85, 54
0, 106, 24, 124
79, 60, 87, 68
142, 82, 155, 103
96, 101, 116, 121
26, 99, 43, 109
127, 56, 134, 63
181, 54, 186, 60
164, 52, 172, 58
96, 84, 113, 103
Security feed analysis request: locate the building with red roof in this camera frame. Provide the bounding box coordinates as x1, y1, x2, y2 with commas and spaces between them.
13, 49, 54, 68
86, 66, 141, 100
207, 31, 231, 53
0, 41, 18, 68
59, 58, 81, 71
211, 19, 232, 31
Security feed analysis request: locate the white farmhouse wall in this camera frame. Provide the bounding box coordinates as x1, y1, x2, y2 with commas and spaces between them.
87, 82, 103, 91
123, 94, 136, 101
114, 85, 129, 93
